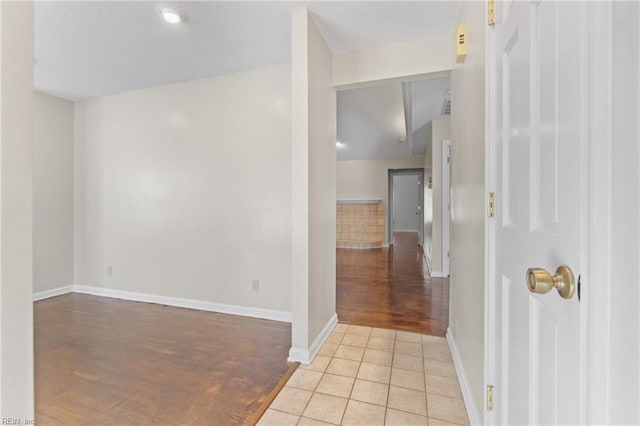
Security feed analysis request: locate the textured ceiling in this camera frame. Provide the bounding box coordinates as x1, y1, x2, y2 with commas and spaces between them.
34, 1, 459, 100
337, 75, 450, 161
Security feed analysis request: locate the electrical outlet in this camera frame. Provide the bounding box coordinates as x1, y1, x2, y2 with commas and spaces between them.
252, 279, 260, 292
107, 266, 113, 277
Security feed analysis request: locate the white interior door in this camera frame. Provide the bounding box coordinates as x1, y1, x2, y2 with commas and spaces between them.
492, 1, 585, 423
442, 140, 451, 276
392, 174, 421, 232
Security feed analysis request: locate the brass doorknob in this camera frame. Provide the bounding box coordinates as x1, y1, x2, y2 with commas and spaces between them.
526, 265, 576, 299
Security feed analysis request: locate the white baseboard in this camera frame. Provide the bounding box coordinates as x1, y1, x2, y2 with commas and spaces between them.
33, 285, 74, 301
34, 284, 291, 323
423, 246, 433, 270
288, 313, 338, 364
447, 328, 481, 425
421, 247, 448, 278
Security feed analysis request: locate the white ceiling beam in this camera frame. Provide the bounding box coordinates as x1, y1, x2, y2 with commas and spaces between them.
402, 81, 413, 154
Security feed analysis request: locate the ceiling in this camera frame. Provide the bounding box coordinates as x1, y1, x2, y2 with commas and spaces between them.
337, 76, 451, 161
34, 1, 459, 100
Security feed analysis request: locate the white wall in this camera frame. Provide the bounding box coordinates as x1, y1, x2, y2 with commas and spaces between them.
333, 35, 453, 89
307, 12, 337, 349
337, 157, 424, 244
74, 63, 292, 315
430, 116, 451, 276
0, 1, 35, 417
290, 9, 337, 363
392, 174, 420, 231
448, 0, 486, 420
34, 91, 74, 294
609, 2, 640, 423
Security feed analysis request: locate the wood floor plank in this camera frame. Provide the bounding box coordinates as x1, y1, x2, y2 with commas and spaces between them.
35, 293, 294, 425
337, 231, 450, 336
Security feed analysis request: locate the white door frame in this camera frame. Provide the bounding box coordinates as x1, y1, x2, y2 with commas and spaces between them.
483, 2, 613, 424
442, 140, 452, 277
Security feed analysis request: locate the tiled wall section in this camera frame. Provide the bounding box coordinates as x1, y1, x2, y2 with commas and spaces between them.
337, 202, 385, 248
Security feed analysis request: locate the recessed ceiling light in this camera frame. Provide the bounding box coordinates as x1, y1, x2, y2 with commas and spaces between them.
336, 141, 345, 148
156, 3, 186, 24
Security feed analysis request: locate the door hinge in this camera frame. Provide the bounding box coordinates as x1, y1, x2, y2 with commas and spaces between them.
488, 0, 495, 26
488, 192, 495, 218
486, 385, 494, 411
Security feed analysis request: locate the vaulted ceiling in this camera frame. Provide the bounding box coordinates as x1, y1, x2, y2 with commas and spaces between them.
34, 1, 459, 100
337, 76, 451, 161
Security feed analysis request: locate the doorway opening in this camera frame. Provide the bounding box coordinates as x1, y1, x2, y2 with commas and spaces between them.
335, 74, 452, 336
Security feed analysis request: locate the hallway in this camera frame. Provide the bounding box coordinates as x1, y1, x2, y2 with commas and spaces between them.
337, 232, 449, 336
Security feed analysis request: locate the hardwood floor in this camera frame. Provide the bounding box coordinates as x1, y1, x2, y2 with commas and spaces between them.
34, 293, 296, 425
337, 231, 449, 336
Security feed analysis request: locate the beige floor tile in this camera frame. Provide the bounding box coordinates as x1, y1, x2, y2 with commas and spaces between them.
334, 345, 365, 362
302, 393, 348, 425
367, 337, 395, 352
394, 341, 423, 357
334, 323, 349, 333
302, 355, 332, 373
342, 400, 386, 426
423, 344, 453, 363
422, 337, 449, 353
286, 369, 323, 391
363, 349, 393, 367
346, 325, 372, 336
270, 387, 313, 416
297, 417, 336, 426
427, 393, 469, 425
428, 418, 461, 426
396, 331, 422, 343
370, 328, 397, 340
393, 353, 424, 372
257, 409, 299, 426
390, 368, 425, 391
315, 373, 355, 398
342, 334, 369, 348
421, 334, 445, 345
327, 331, 345, 344
425, 375, 462, 399
384, 408, 429, 425
387, 386, 427, 416
318, 342, 339, 357
424, 359, 457, 378
350, 379, 389, 406
326, 357, 361, 378
357, 362, 391, 384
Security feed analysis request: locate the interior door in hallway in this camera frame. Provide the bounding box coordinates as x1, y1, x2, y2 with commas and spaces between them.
492, 1, 585, 423
389, 169, 424, 245
393, 174, 420, 232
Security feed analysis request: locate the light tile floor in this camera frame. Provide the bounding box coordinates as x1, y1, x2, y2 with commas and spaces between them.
258, 324, 469, 426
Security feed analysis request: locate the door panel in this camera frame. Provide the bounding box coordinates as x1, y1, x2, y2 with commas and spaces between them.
494, 1, 585, 424
534, 1, 559, 230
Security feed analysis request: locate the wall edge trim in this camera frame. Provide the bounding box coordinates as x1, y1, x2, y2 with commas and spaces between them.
32, 285, 74, 301
288, 313, 338, 365
447, 327, 482, 426
37, 285, 293, 323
